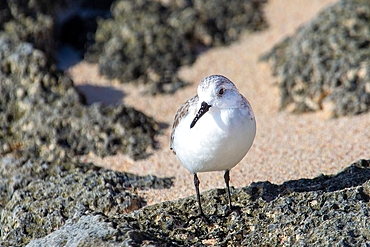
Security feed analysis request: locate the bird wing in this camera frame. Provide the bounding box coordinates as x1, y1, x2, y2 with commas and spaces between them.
170, 95, 199, 154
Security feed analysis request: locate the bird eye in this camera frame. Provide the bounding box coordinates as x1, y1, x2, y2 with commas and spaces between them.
218, 88, 225, 96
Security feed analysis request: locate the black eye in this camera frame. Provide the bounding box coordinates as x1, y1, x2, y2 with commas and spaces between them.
218, 88, 225, 96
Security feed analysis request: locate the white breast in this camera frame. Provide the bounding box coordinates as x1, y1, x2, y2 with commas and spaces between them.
172, 107, 256, 173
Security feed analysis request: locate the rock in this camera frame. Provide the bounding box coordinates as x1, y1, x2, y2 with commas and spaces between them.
0, 33, 159, 161
0, 157, 174, 246
0, 0, 56, 59
0, 0, 116, 63
85, 0, 268, 94
0, 6, 174, 246
26, 215, 119, 247
1, 0, 267, 93
114, 159, 370, 246
261, 0, 370, 117
4, 159, 369, 246
58, 0, 115, 52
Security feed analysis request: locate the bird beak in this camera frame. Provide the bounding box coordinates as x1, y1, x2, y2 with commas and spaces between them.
190, 101, 211, 128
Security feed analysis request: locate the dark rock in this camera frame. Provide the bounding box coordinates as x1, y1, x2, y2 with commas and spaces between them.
0, 0, 116, 64
56, 0, 116, 67
1, 0, 267, 93
261, 0, 370, 117
0, 33, 159, 161
0, 1, 11, 25
0, 1, 160, 160
85, 0, 268, 94
0, 157, 174, 246
0, 8, 172, 246
5, 159, 369, 246
0, 0, 56, 59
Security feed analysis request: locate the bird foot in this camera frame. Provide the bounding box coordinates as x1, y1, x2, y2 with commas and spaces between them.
187, 212, 211, 225
224, 204, 242, 216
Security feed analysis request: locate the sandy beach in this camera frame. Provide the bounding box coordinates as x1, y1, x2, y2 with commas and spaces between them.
68, 0, 370, 206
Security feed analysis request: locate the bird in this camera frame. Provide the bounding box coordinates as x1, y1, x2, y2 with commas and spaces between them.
170, 74, 256, 217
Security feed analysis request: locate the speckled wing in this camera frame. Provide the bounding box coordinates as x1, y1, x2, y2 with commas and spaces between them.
170, 95, 199, 154
240, 95, 255, 120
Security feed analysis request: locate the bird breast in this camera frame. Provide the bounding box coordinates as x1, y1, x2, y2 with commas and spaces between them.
173, 107, 256, 173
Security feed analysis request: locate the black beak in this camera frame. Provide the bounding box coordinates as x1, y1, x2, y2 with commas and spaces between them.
190, 101, 211, 128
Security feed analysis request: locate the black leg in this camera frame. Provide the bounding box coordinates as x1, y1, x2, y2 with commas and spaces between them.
194, 173, 205, 217
224, 170, 232, 209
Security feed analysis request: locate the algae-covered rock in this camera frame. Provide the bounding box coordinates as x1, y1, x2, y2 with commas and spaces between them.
0, 0, 55, 59
0, 33, 158, 161
113, 159, 370, 246
86, 0, 268, 94
0, 0, 114, 60
26, 215, 120, 247
262, 0, 370, 117
7, 159, 369, 246
0, 8, 172, 247
0, 157, 174, 246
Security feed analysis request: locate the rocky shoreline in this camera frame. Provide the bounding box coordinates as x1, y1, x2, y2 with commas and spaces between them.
0, 157, 173, 246
85, 0, 267, 94
2, 159, 368, 246
1, 0, 370, 246
262, 0, 370, 117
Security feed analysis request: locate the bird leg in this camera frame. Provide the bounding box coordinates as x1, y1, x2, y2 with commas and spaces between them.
224, 170, 233, 209
193, 173, 205, 217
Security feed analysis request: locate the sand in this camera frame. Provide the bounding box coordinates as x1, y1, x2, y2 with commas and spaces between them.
68, 0, 370, 206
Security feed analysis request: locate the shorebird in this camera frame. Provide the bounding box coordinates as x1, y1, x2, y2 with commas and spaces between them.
170, 75, 256, 217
